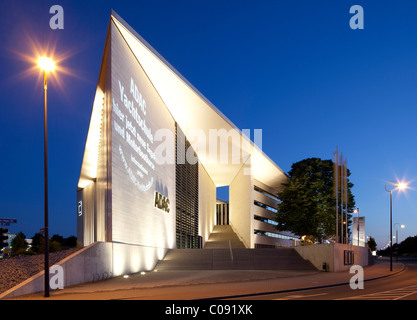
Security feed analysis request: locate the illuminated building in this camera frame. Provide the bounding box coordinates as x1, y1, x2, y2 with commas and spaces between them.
77, 11, 297, 276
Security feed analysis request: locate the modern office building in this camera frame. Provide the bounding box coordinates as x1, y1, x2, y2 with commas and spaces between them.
77, 11, 298, 275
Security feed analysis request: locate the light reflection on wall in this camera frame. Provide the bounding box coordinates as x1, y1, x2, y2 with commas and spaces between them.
78, 88, 105, 189
112, 243, 169, 276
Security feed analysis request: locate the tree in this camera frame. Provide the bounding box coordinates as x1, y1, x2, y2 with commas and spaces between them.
398, 235, 417, 255
276, 158, 355, 243
51, 234, 64, 245
49, 239, 62, 252
64, 235, 78, 248
367, 236, 377, 252
30, 233, 44, 253
11, 232, 28, 256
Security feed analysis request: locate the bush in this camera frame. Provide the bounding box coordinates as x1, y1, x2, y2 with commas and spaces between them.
49, 240, 62, 252
64, 236, 77, 248
28, 233, 78, 254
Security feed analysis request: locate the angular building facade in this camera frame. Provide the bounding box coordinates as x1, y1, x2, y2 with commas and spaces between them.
77, 11, 298, 276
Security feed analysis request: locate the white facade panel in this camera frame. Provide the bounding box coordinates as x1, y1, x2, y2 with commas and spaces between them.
253, 205, 276, 220
198, 163, 216, 246
110, 22, 176, 250
253, 191, 279, 209
229, 160, 253, 248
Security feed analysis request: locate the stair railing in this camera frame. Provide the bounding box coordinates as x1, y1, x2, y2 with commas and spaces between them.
229, 240, 234, 262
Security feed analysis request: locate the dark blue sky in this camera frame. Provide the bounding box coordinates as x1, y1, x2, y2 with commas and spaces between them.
1, 0, 417, 249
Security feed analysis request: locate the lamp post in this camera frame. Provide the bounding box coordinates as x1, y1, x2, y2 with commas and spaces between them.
394, 223, 405, 262
385, 181, 406, 272
38, 57, 55, 298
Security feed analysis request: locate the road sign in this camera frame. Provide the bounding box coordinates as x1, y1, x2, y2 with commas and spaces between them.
0, 218, 17, 227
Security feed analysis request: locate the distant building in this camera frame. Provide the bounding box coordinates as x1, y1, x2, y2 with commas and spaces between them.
0, 233, 15, 258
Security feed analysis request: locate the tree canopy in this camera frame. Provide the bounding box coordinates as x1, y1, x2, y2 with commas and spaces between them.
276, 157, 355, 242
10, 232, 28, 256
367, 236, 377, 252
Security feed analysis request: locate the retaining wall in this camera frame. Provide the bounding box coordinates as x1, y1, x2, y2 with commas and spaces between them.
0, 241, 167, 299
294, 243, 370, 272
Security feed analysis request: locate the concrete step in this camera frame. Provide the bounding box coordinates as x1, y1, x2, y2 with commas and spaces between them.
204, 225, 246, 249
155, 248, 317, 271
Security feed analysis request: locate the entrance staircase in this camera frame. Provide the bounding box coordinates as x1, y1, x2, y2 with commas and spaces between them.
154, 225, 316, 271
204, 225, 245, 248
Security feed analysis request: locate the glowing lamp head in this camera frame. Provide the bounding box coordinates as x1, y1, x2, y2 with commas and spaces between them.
397, 182, 407, 190
38, 57, 55, 72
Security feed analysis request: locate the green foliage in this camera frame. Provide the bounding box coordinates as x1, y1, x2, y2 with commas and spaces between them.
51, 234, 64, 244
367, 236, 377, 252
377, 235, 417, 256
398, 235, 417, 255
11, 232, 28, 256
64, 235, 77, 248
30, 233, 44, 254
29, 233, 78, 254
49, 240, 62, 253
276, 158, 355, 242
34, 238, 61, 253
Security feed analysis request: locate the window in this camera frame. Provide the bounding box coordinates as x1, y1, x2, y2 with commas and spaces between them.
254, 200, 278, 213
254, 186, 280, 202
175, 123, 200, 249
254, 215, 278, 226
344, 250, 354, 265
254, 229, 299, 241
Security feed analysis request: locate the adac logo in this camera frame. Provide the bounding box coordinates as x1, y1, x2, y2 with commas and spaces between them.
154, 191, 170, 213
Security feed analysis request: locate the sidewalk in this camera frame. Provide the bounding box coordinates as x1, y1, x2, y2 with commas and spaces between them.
6, 258, 405, 300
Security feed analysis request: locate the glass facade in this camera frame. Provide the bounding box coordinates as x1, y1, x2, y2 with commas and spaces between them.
216, 202, 229, 225
175, 123, 200, 248
253, 184, 299, 246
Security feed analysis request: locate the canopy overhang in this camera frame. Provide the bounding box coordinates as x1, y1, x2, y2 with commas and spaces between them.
78, 11, 287, 191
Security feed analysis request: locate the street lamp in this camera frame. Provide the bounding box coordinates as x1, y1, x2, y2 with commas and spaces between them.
394, 223, 405, 262
38, 56, 55, 298
385, 181, 406, 272
394, 223, 405, 245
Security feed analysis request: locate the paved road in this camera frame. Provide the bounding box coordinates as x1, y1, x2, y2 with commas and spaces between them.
6, 257, 414, 320
229, 257, 417, 300
6, 257, 411, 301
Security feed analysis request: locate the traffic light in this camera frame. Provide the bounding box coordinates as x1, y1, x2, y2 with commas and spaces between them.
0, 228, 8, 250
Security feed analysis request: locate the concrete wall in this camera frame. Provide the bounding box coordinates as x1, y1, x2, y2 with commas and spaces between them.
198, 163, 216, 247
110, 22, 177, 250
229, 160, 253, 248
0, 241, 168, 299
294, 243, 370, 272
